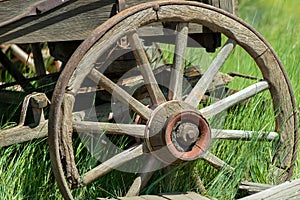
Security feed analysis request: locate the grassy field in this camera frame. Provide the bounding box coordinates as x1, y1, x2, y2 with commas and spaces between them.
0, 0, 299, 199
239, 0, 300, 179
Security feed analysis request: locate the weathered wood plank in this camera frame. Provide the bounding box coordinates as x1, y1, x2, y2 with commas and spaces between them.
139, 196, 166, 200
205, 0, 238, 14
0, 0, 39, 26
157, 192, 209, 200
0, 0, 237, 43
239, 181, 274, 195
0, 0, 236, 26
119, 197, 145, 200
0, 0, 115, 43
239, 178, 300, 200
160, 192, 209, 200
97, 192, 210, 200
0, 120, 48, 147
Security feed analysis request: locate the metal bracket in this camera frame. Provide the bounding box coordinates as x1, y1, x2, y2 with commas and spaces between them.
18, 92, 50, 127
0, 92, 50, 147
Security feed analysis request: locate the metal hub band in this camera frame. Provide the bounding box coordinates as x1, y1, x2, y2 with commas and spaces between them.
145, 101, 211, 164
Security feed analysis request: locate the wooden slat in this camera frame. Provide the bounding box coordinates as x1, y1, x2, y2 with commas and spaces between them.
0, 0, 38, 26
1, 0, 110, 43
120, 197, 145, 200
97, 192, 210, 200
239, 181, 274, 195
239, 178, 300, 200
159, 192, 209, 200
0, 0, 235, 26
0, 120, 48, 147
138, 196, 165, 200
0, 0, 236, 43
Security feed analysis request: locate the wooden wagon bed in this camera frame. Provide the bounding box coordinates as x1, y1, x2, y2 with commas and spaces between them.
0, 0, 237, 44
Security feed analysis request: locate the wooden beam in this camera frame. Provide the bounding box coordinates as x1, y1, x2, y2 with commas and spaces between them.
0, 0, 236, 44
239, 181, 274, 195
97, 192, 210, 200
0, 120, 48, 147
239, 179, 300, 200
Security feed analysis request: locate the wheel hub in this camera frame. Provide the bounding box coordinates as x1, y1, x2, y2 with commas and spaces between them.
173, 122, 200, 151
145, 101, 211, 164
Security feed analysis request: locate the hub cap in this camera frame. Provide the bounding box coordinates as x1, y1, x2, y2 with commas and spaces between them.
145, 101, 211, 164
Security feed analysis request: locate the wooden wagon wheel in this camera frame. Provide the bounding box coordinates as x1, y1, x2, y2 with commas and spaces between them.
48, 1, 298, 199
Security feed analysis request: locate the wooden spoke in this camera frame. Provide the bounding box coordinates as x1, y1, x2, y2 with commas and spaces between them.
201, 151, 234, 171
128, 32, 166, 105
185, 39, 236, 107
126, 155, 161, 196
212, 129, 279, 141
73, 121, 146, 138
89, 69, 152, 120
82, 144, 144, 186
168, 23, 189, 100
200, 81, 270, 119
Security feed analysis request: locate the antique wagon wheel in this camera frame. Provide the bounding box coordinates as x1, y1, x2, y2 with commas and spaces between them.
48, 1, 298, 199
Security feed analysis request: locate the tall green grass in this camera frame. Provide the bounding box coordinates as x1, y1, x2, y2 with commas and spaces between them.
239, 0, 300, 179
0, 0, 299, 199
